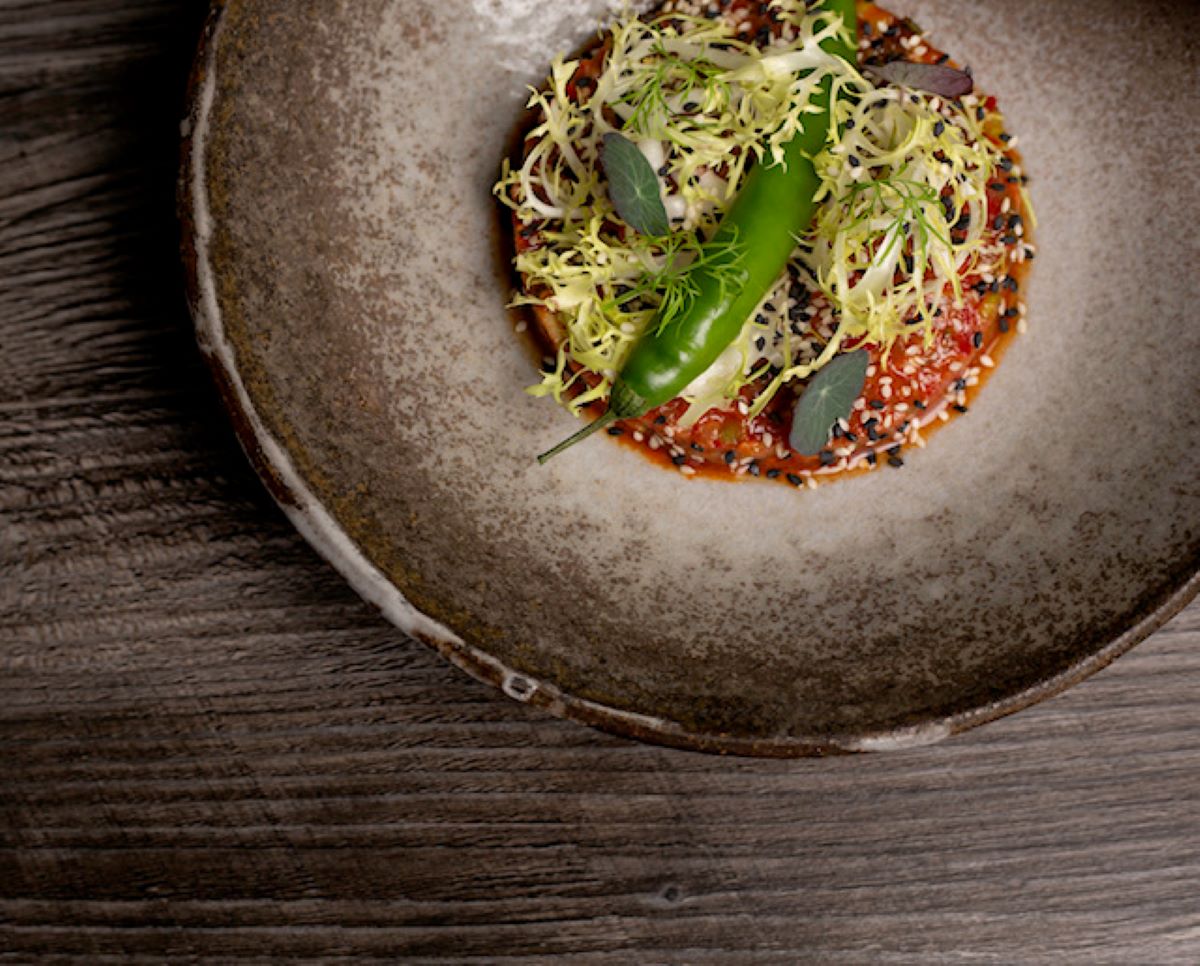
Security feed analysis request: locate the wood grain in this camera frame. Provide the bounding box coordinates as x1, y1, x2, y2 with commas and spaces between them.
1, 2, 1198, 961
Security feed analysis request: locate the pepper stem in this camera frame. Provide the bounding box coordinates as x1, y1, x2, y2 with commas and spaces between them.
537, 410, 619, 464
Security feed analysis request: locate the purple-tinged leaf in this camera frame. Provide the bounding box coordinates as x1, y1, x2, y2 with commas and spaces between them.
871, 60, 974, 99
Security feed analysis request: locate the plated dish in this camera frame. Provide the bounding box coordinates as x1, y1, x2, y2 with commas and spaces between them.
184, 0, 1199, 755
499, 0, 1035, 486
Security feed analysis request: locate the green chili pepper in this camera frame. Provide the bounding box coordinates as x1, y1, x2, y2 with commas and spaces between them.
538, 0, 858, 464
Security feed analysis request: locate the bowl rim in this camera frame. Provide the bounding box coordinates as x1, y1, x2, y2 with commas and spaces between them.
179, 0, 1200, 757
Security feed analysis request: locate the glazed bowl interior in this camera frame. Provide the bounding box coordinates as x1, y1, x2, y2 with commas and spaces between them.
188, 0, 1199, 754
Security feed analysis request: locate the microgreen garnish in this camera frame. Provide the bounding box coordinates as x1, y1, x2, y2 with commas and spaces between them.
870, 60, 973, 98
601, 133, 670, 237
653, 233, 748, 335
789, 349, 869, 456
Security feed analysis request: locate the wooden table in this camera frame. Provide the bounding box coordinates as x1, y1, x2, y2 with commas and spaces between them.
2, 3, 1197, 961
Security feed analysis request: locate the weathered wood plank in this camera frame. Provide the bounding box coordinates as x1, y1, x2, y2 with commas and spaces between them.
1, 0, 1197, 961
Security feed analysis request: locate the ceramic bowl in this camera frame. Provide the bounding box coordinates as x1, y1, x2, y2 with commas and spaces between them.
182, 0, 1199, 755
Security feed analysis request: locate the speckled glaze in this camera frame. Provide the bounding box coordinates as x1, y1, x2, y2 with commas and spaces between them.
183, 0, 1199, 755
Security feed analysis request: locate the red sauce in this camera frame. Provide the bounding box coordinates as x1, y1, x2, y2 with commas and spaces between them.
507, 0, 1034, 487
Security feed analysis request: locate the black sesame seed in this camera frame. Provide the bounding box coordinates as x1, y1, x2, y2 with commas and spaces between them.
671, 454, 687, 466
766, 468, 782, 479
869, 399, 886, 410
933, 120, 946, 137
844, 432, 859, 443
849, 155, 861, 168
866, 452, 878, 466
819, 450, 835, 466
914, 399, 926, 410
1002, 233, 1019, 246
976, 106, 986, 121
748, 460, 761, 477
888, 455, 905, 468
952, 404, 969, 414
999, 318, 1010, 334
691, 442, 705, 452
786, 473, 804, 487
655, 414, 667, 425
607, 426, 624, 436
999, 157, 1014, 171
1003, 306, 1020, 318
1003, 275, 1020, 292
935, 53, 950, 65
992, 215, 1005, 231
723, 450, 736, 465
972, 331, 983, 349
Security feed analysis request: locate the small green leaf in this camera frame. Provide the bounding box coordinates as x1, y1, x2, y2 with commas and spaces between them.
789, 349, 870, 457
601, 132, 670, 237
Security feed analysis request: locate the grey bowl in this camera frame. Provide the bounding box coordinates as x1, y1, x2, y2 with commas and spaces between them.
182, 0, 1200, 755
